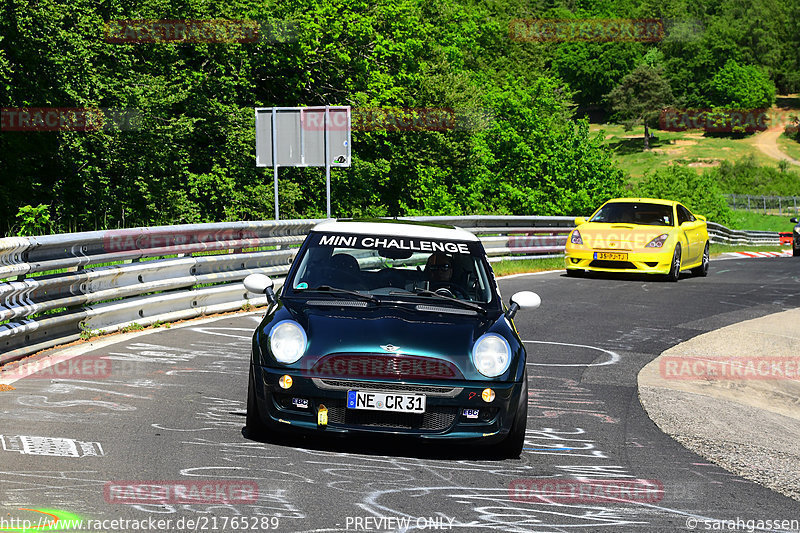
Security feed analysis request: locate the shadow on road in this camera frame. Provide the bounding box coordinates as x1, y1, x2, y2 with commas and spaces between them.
240, 427, 517, 461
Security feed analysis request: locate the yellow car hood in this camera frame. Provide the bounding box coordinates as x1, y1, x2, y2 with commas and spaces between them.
576, 222, 672, 250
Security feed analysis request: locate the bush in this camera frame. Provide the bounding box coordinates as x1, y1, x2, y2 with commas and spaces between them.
634, 166, 732, 225
708, 60, 775, 110
15, 204, 51, 236
709, 156, 800, 196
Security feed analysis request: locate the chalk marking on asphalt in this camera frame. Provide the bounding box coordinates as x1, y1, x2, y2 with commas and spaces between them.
0, 312, 264, 385
523, 340, 620, 367
151, 424, 213, 432
188, 327, 253, 340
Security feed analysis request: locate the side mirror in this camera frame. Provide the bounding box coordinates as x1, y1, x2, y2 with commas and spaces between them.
791, 218, 798, 224
506, 291, 541, 319
574, 217, 587, 226
244, 274, 276, 305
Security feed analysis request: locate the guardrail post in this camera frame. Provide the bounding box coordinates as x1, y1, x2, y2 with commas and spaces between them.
763, 195, 766, 214
747, 195, 751, 211
779, 196, 781, 215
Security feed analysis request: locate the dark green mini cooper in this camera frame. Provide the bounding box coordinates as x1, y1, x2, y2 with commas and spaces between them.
243, 220, 540, 457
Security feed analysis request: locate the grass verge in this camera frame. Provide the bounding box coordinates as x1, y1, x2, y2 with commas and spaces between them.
727, 210, 798, 232
589, 123, 779, 180
493, 257, 564, 276
776, 132, 800, 163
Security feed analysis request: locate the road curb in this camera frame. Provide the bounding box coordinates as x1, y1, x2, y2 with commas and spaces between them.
637, 308, 800, 502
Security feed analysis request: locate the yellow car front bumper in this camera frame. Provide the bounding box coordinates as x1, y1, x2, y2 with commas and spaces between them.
564, 247, 674, 274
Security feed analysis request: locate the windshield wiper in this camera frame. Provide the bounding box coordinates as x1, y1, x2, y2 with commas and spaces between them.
296, 285, 378, 303
388, 289, 485, 313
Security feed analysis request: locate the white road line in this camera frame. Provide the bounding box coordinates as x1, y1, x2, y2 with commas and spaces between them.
523, 340, 620, 367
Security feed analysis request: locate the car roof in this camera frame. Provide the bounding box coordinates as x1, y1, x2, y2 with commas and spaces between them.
311, 219, 480, 242
605, 197, 679, 207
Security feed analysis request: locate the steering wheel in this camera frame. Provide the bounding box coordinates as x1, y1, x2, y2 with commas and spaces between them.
433, 284, 470, 300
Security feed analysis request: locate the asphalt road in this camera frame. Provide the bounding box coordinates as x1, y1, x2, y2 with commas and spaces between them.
1, 258, 800, 532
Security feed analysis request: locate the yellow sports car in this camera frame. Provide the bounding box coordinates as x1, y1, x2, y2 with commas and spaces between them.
564, 198, 709, 281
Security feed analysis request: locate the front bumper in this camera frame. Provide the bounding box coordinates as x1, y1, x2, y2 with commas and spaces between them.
251, 365, 524, 443
564, 247, 673, 274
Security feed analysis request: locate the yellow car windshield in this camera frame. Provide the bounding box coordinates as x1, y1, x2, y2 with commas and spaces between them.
591, 202, 674, 227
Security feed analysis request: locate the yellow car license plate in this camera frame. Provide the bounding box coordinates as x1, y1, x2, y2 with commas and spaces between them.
594, 252, 628, 261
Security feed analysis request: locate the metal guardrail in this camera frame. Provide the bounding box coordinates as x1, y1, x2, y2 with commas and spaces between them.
0, 216, 779, 365
706, 222, 780, 246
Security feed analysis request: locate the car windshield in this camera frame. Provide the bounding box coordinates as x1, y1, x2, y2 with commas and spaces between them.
590, 202, 674, 226
286, 232, 495, 304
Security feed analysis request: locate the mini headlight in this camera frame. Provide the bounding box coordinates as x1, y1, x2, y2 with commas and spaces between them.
645, 233, 669, 248
269, 320, 307, 364
472, 333, 512, 378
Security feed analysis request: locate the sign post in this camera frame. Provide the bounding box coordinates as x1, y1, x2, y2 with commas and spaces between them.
255, 106, 351, 220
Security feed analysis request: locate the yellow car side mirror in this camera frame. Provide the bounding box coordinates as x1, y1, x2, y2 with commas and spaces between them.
574, 217, 587, 226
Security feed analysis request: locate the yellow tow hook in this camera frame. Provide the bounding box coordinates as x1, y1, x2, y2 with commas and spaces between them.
317, 404, 328, 427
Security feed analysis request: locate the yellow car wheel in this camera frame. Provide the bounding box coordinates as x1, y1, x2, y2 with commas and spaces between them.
666, 244, 681, 282
691, 242, 710, 277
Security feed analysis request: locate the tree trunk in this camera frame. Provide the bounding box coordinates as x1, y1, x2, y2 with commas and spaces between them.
643, 122, 650, 150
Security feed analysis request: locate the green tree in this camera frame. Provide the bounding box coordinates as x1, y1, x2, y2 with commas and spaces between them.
606, 64, 674, 149
708, 59, 775, 109
635, 166, 732, 225
15, 204, 51, 236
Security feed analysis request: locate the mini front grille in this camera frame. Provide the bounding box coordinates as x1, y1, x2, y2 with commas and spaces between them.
590, 260, 635, 269
313, 378, 462, 397
325, 400, 457, 431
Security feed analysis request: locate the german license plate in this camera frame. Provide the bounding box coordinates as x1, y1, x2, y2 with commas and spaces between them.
594, 252, 628, 261
347, 390, 426, 413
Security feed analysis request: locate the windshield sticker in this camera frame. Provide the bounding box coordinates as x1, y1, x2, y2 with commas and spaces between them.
319, 234, 470, 254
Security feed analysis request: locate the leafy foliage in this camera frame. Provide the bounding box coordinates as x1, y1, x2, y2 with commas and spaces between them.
709, 156, 800, 196
15, 204, 51, 236
708, 59, 775, 109
606, 64, 674, 148
634, 165, 732, 224
1, 0, 798, 235
0, 0, 626, 235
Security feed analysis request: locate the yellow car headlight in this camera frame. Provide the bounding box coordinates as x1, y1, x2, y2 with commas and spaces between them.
645, 234, 669, 248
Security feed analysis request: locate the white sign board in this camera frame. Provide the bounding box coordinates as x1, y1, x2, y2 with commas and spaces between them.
255, 107, 351, 167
